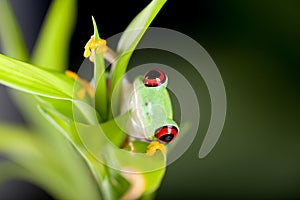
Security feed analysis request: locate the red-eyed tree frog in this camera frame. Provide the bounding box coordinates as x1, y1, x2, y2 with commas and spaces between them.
120, 69, 179, 155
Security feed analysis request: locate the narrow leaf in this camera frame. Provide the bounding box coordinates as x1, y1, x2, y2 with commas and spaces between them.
31, 0, 77, 71
0, 0, 28, 60
109, 0, 166, 118
92, 17, 108, 121
0, 54, 74, 99
0, 124, 101, 200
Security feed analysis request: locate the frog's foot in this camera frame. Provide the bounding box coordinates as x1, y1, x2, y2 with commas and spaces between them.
84, 35, 108, 60
146, 141, 166, 156
65, 70, 94, 99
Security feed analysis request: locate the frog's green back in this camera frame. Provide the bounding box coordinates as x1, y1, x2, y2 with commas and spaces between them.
131, 76, 174, 139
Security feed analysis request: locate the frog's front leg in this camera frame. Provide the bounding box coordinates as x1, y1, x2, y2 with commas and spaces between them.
146, 141, 166, 156
121, 136, 136, 153
120, 76, 133, 115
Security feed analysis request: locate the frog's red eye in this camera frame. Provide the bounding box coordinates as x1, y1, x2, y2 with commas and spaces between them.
155, 125, 178, 143
143, 69, 166, 87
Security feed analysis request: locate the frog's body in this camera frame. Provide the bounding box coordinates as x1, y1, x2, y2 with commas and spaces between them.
121, 69, 179, 145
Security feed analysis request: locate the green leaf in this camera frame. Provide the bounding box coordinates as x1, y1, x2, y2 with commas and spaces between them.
92, 17, 108, 121
0, 124, 101, 200
109, 0, 167, 118
38, 107, 126, 200
31, 0, 77, 71
38, 97, 101, 128
0, 54, 74, 99
0, 0, 28, 60
107, 168, 130, 199
99, 112, 130, 147
76, 122, 166, 174
116, 0, 166, 53
75, 122, 166, 199
36, 97, 73, 120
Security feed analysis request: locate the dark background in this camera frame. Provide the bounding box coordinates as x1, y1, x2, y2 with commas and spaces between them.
0, 0, 299, 199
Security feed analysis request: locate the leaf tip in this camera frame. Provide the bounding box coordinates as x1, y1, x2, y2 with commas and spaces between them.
91, 16, 100, 40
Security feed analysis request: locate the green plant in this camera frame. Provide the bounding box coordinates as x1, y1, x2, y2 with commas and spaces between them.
0, 0, 169, 199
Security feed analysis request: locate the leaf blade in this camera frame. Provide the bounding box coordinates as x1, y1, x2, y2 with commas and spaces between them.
31, 0, 77, 71
92, 17, 108, 121
0, 124, 101, 200
0, 0, 28, 60
0, 54, 74, 99
109, 0, 166, 118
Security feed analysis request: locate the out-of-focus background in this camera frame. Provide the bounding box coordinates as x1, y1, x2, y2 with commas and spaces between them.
0, 0, 299, 199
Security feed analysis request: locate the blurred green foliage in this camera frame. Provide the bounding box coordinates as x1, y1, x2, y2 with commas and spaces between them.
0, 0, 168, 199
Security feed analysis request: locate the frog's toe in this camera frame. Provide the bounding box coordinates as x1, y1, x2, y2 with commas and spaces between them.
146, 141, 166, 156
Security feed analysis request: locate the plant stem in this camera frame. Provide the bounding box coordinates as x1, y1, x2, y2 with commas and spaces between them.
104, 48, 117, 64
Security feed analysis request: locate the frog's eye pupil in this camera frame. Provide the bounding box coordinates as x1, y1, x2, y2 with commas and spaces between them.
143, 69, 166, 87
159, 134, 174, 142
155, 125, 178, 143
